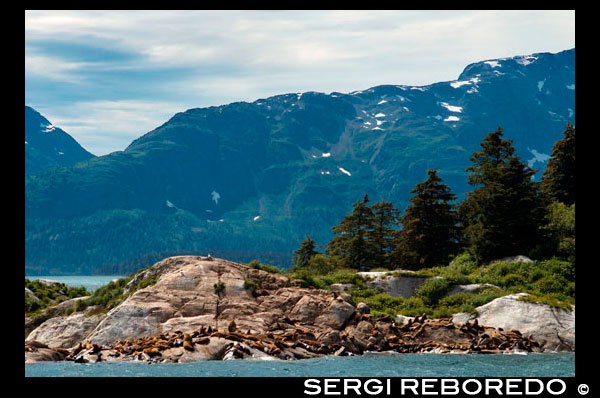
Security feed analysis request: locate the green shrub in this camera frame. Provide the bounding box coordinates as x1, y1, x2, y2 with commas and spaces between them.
517, 293, 574, 311
416, 278, 452, 305
74, 298, 88, 312
500, 273, 527, 287
243, 279, 259, 291
289, 269, 327, 289
138, 277, 158, 289
25, 294, 42, 313
75, 275, 132, 312
248, 260, 284, 274
25, 278, 90, 314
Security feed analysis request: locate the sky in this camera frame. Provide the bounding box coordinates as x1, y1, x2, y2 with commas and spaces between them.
25, 10, 575, 156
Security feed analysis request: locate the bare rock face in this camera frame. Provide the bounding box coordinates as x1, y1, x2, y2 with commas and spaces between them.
26, 310, 106, 348
445, 283, 500, 297
25, 257, 563, 362
25, 287, 40, 301
359, 271, 437, 298
83, 257, 345, 346
25, 296, 91, 338
452, 293, 575, 351
25, 341, 69, 363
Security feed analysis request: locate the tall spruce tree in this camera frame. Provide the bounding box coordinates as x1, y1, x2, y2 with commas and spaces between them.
392, 169, 460, 270
326, 194, 376, 270
291, 234, 318, 270
369, 200, 400, 269
460, 127, 547, 262
541, 123, 576, 205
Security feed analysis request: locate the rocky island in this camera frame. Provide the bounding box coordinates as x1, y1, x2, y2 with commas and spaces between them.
25, 256, 574, 363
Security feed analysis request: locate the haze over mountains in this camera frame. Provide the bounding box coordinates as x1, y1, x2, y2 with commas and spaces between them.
25, 48, 575, 275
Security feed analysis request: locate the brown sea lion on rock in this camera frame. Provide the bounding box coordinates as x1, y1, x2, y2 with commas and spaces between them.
228, 320, 237, 332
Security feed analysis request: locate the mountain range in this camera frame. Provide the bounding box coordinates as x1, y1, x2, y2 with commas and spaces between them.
25, 48, 575, 274
25, 106, 95, 175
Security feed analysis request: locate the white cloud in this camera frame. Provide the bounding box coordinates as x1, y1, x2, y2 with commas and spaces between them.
25, 10, 575, 155
30, 100, 186, 156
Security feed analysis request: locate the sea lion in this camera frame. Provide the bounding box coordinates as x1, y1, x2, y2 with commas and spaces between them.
228, 320, 237, 332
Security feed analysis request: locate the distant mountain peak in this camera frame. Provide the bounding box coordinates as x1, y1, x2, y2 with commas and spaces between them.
25, 105, 95, 175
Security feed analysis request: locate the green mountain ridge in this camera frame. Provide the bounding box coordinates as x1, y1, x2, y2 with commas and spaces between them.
25, 49, 575, 274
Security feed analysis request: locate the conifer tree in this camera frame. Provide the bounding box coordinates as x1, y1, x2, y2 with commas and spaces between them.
369, 200, 400, 269
541, 123, 575, 205
392, 169, 460, 269
460, 127, 547, 262
291, 234, 318, 270
326, 194, 375, 270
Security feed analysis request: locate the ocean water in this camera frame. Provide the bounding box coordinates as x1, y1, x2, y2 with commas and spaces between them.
25, 352, 574, 377
25, 275, 125, 292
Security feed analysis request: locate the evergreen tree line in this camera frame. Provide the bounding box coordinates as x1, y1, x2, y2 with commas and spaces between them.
292, 124, 575, 271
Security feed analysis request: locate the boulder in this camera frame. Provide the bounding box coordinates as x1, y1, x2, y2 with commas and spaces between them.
452, 293, 574, 351
445, 283, 500, 297
314, 300, 356, 330
83, 257, 344, 346
357, 302, 370, 314
25, 296, 91, 337
493, 255, 533, 263
359, 272, 438, 298
329, 283, 355, 293
395, 314, 415, 325
26, 310, 106, 348
25, 287, 40, 301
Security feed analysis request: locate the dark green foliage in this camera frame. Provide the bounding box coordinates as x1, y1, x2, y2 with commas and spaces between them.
74, 276, 133, 314
369, 201, 400, 269
471, 258, 574, 299
326, 195, 377, 270
247, 260, 284, 274
415, 278, 452, 305
25, 294, 42, 313
302, 254, 341, 275
534, 201, 575, 263
25, 278, 89, 314
138, 277, 158, 289
541, 123, 575, 205
460, 128, 548, 262
393, 169, 461, 269
243, 279, 259, 291
213, 281, 226, 298
289, 266, 366, 290
292, 234, 318, 270
25, 51, 575, 275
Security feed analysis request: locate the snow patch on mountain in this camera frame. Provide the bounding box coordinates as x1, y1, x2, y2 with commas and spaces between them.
515, 55, 538, 66
444, 116, 460, 122
338, 167, 352, 176
211, 191, 221, 205
484, 60, 501, 68
538, 80, 545, 92
440, 103, 463, 113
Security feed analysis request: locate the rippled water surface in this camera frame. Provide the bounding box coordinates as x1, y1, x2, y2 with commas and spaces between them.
25, 352, 575, 377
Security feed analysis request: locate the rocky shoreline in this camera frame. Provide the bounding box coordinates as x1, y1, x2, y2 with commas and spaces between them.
25, 256, 571, 363
26, 315, 541, 363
